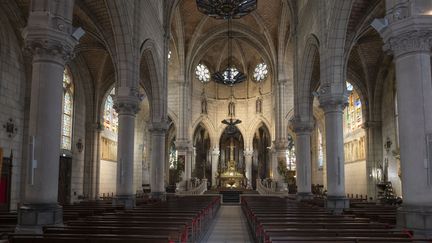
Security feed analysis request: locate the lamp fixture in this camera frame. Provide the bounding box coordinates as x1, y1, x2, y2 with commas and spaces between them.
197, 0, 256, 86
196, 0, 257, 20
212, 18, 246, 86
76, 138, 84, 153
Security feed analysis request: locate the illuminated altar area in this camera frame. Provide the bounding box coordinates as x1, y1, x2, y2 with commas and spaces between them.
219, 137, 245, 188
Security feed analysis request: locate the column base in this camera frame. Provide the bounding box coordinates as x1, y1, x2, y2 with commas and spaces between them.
113, 195, 135, 209
397, 205, 432, 237
325, 196, 350, 214
296, 192, 314, 201
151, 191, 166, 201
16, 203, 63, 233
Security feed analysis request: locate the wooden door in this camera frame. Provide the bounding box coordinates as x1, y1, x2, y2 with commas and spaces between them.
0, 157, 12, 211
58, 156, 72, 205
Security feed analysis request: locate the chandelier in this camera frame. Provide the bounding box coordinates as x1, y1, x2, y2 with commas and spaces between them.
196, 0, 257, 19
213, 18, 247, 86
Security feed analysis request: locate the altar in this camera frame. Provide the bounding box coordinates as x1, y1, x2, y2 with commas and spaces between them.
219, 138, 246, 188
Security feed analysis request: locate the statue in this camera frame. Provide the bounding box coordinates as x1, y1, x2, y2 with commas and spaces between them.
228, 98, 235, 117
256, 97, 262, 113
201, 97, 207, 114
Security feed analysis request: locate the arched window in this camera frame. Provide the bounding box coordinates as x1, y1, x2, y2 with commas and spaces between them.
344, 81, 362, 132
318, 128, 324, 169
61, 68, 74, 150
286, 134, 296, 171
103, 88, 118, 133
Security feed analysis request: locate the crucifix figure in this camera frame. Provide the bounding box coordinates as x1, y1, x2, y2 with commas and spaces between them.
228, 137, 236, 171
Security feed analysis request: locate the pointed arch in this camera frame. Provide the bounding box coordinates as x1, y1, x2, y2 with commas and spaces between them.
140, 39, 165, 122
296, 34, 320, 121
191, 116, 218, 148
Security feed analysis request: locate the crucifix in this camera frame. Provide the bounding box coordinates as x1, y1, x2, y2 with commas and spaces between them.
227, 137, 238, 173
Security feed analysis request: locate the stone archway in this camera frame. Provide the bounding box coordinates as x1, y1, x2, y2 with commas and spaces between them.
193, 124, 211, 180
252, 124, 271, 189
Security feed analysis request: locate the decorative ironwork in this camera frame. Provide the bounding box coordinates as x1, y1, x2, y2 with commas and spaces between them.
3, 118, 18, 138
213, 66, 246, 86
196, 0, 257, 19
212, 18, 246, 86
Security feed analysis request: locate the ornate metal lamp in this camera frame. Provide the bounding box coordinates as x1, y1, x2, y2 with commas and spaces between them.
212, 18, 246, 86
196, 0, 257, 19
197, 0, 256, 86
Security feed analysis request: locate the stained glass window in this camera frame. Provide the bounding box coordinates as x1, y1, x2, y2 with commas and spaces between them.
103, 88, 119, 133
195, 63, 210, 83
318, 128, 324, 168
61, 68, 74, 150
253, 62, 269, 82
344, 82, 362, 133
286, 135, 296, 171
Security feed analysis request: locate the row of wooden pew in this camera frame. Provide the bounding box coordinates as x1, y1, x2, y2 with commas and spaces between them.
241, 196, 429, 243
2, 195, 220, 243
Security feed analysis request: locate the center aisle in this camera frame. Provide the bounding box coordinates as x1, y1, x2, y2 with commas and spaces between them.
201, 205, 253, 243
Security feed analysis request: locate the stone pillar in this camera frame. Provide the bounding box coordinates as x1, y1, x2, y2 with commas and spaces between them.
291, 119, 314, 200
211, 148, 220, 188
175, 141, 192, 190
191, 147, 196, 176
149, 122, 168, 199
363, 121, 382, 201
318, 88, 349, 212
376, 9, 432, 235
244, 149, 253, 189
17, 1, 78, 233
113, 95, 140, 208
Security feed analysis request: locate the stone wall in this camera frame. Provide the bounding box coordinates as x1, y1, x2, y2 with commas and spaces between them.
0, 14, 26, 210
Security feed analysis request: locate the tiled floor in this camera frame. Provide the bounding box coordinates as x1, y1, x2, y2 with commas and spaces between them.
201, 205, 253, 243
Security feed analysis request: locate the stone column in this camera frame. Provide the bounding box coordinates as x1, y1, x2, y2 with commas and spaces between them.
376, 10, 432, 235
83, 122, 102, 200
113, 95, 140, 208
363, 121, 382, 201
175, 141, 192, 190
149, 122, 168, 199
244, 149, 253, 189
291, 119, 314, 200
191, 147, 196, 176
211, 148, 220, 188
273, 80, 289, 191
318, 88, 349, 212
17, 2, 78, 232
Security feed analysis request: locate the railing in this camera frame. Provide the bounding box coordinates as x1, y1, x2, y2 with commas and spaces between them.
177, 179, 208, 195
256, 179, 287, 195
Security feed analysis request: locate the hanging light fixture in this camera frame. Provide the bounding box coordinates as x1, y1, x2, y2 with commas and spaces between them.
212, 18, 246, 86
196, 0, 257, 20
196, 0, 257, 86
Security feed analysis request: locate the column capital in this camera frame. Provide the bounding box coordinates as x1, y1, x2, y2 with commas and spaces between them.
383, 29, 432, 58
175, 140, 191, 151
290, 119, 314, 134
244, 149, 254, 157
114, 95, 141, 115
149, 121, 169, 134
277, 79, 288, 85
211, 148, 220, 156
362, 121, 381, 129
316, 85, 348, 113
274, 140, 288, 151
22, 26, 78, 63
